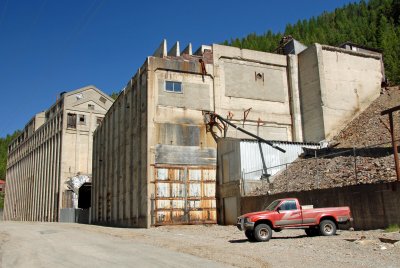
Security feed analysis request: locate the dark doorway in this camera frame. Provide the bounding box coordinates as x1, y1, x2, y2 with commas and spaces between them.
78, 182, 91, 209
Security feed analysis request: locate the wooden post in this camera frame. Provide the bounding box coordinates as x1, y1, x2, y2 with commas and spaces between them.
389, 113, 400, 181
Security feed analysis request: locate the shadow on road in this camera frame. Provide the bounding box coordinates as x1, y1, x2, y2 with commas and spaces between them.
271, 235, 308, 239
229, 234, 309, 243
228, 239, 250, 243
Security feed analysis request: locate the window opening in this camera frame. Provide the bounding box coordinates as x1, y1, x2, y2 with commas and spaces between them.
79, 115, 86, 125
96, 117, 103, 125
165, 81, 183, 93
67, 113, 77, 128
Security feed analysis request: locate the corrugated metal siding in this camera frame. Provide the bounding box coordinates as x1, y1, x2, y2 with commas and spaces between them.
240, 141, 320, 180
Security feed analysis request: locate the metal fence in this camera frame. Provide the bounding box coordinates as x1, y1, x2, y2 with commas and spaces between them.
242, 140, 397, 196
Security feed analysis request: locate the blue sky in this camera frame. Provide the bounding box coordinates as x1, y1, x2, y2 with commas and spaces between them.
0, 0, 358, 137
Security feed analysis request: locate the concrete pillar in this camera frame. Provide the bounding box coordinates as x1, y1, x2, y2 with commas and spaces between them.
105, 111, 111, 223
112, 108, 117, 223
118, 96, 124, 223
287, 54, 303, 142
168, 41, 180, 57
153, 39, 167, 58
92, 131, 97, 223
38, 138, 45, 221
33, 146, 39, 221
48, 135, 55, 221
54, 132, 60, 221
182, 43, 192, 55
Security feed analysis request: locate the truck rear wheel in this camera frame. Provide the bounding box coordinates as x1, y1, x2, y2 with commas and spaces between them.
254, 224, 272, 242
319, 220, 337, 236
245, 230, 255, 241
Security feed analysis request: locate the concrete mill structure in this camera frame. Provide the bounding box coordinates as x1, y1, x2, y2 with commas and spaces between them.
3, 86, 113, 221
92, 40, 383, 228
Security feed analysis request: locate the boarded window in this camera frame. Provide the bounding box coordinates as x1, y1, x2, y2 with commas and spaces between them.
67, 113, 77, 128
165, 81, 182, 93
99, 96, 107, 104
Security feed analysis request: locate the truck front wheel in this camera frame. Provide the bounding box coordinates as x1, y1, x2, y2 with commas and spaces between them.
245, 230, 255, 241
319, 220, 337, 236
254, 224, 272, 242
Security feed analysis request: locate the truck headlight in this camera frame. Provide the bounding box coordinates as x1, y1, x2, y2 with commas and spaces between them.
244, 217, 253, 223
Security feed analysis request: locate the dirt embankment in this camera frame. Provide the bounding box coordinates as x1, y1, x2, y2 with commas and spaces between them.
250, 86, 400, 196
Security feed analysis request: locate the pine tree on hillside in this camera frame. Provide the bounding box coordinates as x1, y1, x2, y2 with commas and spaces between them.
224, 0, 400, 84
0, 131, 21, 180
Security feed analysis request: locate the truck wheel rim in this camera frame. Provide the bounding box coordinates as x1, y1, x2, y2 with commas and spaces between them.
259, 228, 269, 238
324, 224, 333, 234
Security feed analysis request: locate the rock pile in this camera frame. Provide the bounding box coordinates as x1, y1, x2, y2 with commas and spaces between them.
250, 86, 400, 196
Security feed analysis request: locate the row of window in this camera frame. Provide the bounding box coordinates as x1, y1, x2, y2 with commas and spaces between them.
67, 113, 103, 129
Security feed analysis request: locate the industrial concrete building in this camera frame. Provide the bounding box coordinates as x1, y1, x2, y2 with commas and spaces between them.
3, 86, 113, 221
92, 40, 383, 228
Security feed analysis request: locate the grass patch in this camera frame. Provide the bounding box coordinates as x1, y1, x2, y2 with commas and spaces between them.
385, 224, 400, 233
0, 192, 4, 209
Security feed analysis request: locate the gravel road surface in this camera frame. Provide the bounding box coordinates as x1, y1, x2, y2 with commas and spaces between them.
1, 222, 400, 268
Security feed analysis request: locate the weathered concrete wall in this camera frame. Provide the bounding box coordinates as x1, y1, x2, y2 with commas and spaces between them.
93, 53, 218, 228
148, 56, 217, 226
212, 44, 293, 141
240, 182, 400, 230
92, 68, 148, 228
61, 87, 111, 199
298, 44, 382, 142
319, 45, 382, 140
4, 86, 112, 222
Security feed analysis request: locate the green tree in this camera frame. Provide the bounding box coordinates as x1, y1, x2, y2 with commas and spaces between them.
0, 130, 21, 180
223, 0, 400, 84
110, 91, 120, 100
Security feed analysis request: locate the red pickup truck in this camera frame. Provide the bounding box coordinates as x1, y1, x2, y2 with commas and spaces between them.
237, 198, 352, 242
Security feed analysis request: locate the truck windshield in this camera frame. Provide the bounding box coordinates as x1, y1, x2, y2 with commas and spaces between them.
265, 200, 281, 211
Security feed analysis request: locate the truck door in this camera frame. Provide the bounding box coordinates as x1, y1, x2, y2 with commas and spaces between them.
275, 200, 302, 226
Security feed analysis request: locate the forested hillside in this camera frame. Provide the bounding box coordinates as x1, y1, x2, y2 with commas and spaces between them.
224, 0, 400, 84
0, 131, 21, 180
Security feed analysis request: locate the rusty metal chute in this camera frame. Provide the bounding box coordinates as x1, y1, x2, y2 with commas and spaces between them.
202, 111, 286, 153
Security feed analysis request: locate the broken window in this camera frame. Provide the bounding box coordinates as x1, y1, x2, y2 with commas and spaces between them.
255, 72, 264, 82
96, 117, 103, 125
165, 81, 183, 93
67, 113, 77, 128
78, 115, 86, 125
88, 104, 95, 110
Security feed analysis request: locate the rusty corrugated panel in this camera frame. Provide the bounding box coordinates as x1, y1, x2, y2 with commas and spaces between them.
153, 166, 216, 226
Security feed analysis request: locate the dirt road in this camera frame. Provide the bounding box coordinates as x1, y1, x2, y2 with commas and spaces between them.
0, 222, 227, 268
1, 222, 400, 268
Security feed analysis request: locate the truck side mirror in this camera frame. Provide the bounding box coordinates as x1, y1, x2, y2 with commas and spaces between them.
276, 207, 281, 213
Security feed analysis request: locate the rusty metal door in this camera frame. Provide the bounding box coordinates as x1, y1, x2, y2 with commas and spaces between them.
152, 166, 216, 225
